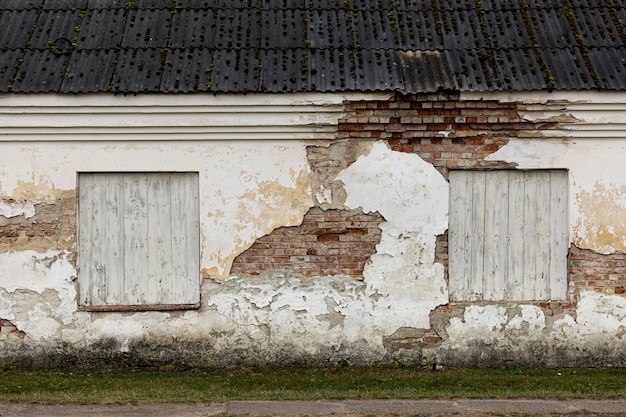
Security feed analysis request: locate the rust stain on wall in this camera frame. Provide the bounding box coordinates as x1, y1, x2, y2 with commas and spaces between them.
575, 182, 626, 254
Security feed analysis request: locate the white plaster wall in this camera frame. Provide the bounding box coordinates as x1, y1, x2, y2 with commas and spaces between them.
2, 91, 626, 367
0, 141, 313, 278
0, 137, 452, 363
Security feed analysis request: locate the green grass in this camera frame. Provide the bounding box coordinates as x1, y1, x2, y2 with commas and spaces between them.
0, 366, 625, 403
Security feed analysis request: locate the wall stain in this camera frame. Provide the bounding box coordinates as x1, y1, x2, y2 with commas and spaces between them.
0, 190, 76, 256
575, 182, 626, 254
12, 178, 58, 203
214, 170, 314, 280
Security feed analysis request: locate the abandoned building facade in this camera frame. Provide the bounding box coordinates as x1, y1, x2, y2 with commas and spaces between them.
1, 0, 626, 368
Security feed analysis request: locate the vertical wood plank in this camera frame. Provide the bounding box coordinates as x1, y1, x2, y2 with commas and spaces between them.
90, 175, 108, 305
123, 173, 149, 305
507, 171, 526, 300
169, 173, 200, 305
78, 173, 94, 307
448, 171, 468, 301
549, 171, 568, 300
484, 171, 509, 300
523, 171, 539, 300
104, 173, 125, 305
534, 170, 552, 300
448, 170, 466, 301
149, 173, 172, 305
469, 171, 486, 301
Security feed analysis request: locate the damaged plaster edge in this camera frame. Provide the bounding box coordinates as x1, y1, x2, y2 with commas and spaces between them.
337, 141, 448, 233
0, 250, 76, 294
0, 199, 36, 219
461, 90, 626, 105
484, 138, 570, 169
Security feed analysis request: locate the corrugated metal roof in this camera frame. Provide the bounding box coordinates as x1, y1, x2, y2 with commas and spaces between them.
1, 0, 625, 94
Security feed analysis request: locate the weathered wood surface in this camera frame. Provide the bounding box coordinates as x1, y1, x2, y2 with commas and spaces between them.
79, 172, 200, 309
449, 170, 568, 301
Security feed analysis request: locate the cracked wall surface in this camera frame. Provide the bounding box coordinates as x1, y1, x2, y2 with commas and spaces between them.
2, 92, 626, 368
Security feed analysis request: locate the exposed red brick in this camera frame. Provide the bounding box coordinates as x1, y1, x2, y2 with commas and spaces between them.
568, 245, 626, 301
230, 208, 384, 279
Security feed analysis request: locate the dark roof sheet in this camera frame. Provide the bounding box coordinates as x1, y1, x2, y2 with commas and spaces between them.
1, 0, 626, 94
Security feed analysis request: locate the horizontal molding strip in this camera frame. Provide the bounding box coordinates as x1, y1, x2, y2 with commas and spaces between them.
0, 92, 391, 142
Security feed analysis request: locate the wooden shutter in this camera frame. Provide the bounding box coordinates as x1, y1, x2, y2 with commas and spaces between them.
78, 172, 200, 310
448, 170, 568, 301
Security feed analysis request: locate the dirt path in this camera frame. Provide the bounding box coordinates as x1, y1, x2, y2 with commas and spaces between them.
1, 399, 625, 417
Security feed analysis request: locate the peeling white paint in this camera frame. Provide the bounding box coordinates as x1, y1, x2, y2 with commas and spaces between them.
577, 291, 626, 334
438, 291, 626, 366
315, 185, 333, 205
0, 251, 76, 340
337, 142, 449, 329
0, 200, 35, 218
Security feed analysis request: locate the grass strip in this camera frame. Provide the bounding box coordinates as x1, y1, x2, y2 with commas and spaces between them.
0, 366, 625, 403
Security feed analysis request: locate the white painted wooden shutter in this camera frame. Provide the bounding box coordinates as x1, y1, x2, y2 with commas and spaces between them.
448, 170, 568, 301
78, 172, 200, 310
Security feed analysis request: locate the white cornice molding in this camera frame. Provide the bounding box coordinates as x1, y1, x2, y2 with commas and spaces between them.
0, 92, 391, 142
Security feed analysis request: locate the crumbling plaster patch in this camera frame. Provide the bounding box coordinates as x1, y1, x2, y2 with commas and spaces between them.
0, 190, 76, 254
336, 142, 449, 329
0, 251, 76, 340
0, 199, 35, 219
434, 290, 626, 366
308, 139, 377, 210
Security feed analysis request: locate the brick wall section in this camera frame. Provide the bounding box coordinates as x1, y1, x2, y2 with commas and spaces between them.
569, 245, 626, 301
339, 92, 555, 177
0, 223, 56, 242
230, 208, 383, 279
